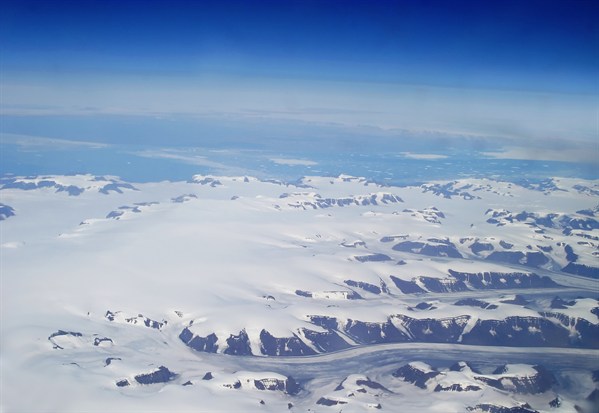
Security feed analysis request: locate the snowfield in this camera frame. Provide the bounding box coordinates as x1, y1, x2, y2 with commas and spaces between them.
1, 174, 598, 412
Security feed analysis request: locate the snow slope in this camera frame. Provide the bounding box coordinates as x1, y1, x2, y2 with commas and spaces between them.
1, 174, 598, 412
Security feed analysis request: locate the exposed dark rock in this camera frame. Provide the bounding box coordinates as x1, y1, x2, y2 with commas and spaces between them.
471, 242, 494, 254
192, 177, 222, 187
414, 302, 435, 310
355, 378, 391, 393
540, 312, 599, 348
462, 316, 572, 347
253, 376, 300, 395
105, 310, 165, 329
48, 330, 82, 339
223, 380, 242, 389
301, 328, 351, 353
116, 379, 130, 387
474, 365, 555, 394
389, 276, 426, 294
171, 194, 197, 203
393, 240, 463, 258
295, 290, 313, 298
224, 330, 252, 355
564, 244, 579, 262
380, 235, 409, 243
434, 383, 482, 392
562, 262, 599, 279
182, 380, 193, 386
587, 388, 599, 403
99, 183, 138, 194
355, 253, 392, 263
392, 314, 470, 343
104, 357, 121, 366
260, 329, 316, 356
486, 251, 549, 268
344, 280, 381, 294
392, 363, 439, 389
47, 330, 83, 349
500, 295, 530, 306
549, 397, 561, 408
316, 397, 347, 406
93, 337, 113, 346
448, 270, 559, 289
550, 297, 575, 309
308, 315, 339, 330
287, 193, 402, 210
202, 372, 213, 380
134, 366, 177, 385
418, 276, 468, 293
421, 182, 478, 200
467, 403, 539, 413
179, 328, 219, 353
449, 361, 481, 373
344, 318, 408, 344
455, 298, 498, 310
499, 240, 514, 249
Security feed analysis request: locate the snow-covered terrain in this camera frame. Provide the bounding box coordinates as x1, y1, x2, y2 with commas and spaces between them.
1, 174, 598, 412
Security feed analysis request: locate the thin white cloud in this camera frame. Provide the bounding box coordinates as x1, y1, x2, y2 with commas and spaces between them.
400, 152, 448, 160
482, 146, 599, 164
270, 158, 317, 166
132, 148, 262, 177
134, 150, 228, 168
0, 133, 109, 149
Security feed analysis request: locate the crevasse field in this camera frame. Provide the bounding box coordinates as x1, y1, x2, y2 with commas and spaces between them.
1, 172, 597, 412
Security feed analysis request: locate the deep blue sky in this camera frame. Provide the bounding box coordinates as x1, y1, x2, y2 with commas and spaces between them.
2, 0, 597, 92
1, 0, 598, 160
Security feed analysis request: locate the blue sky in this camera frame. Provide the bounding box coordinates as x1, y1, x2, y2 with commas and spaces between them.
1, 0, 598, 160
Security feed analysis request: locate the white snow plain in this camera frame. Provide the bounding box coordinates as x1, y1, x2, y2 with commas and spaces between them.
1, 174, 598, 412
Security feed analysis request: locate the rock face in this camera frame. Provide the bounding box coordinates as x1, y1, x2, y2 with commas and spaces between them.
485, 209, 599, 241
47, 330, 83, 349
295, 289, 362, 300
316, 397, 348, 406
260, 329, 316, 356
461, 316, 571, 347
392, 240, 463, 258
394, 361, 555, 408
455, 298, 498, 310
561, 262, 599, 279
181, 300, 598, 356
284, 192, 403, 210
390, 270, 558, 295
224, 330, 252, 356
434, 383, 482, 392
392, 363, 440, 388
1, 176, 137, 195
485, 251, 549, 268
179, 328, 219, 353
354, 253, 392, 263
474, 365, 556, 394
134, 366, 177, 385
467, 403, 539, 413
421, 182, 479, 200
253, 377, 300, 395
105, 310, 166, 330
344, 280, 382, 294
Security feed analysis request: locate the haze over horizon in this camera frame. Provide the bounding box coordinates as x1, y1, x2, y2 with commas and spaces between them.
2, 0, 598, 164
